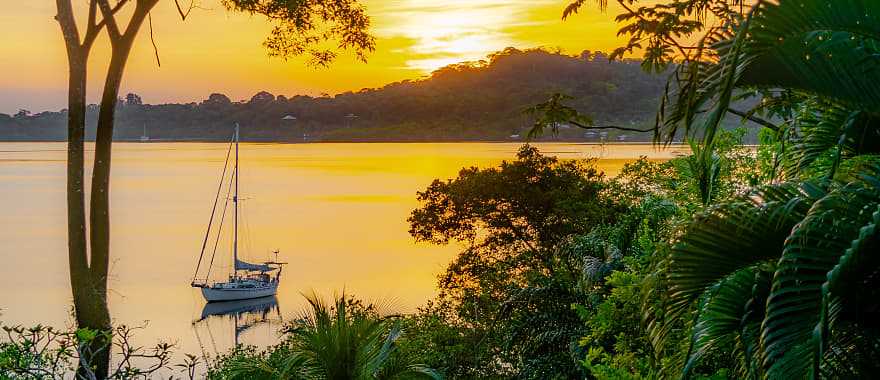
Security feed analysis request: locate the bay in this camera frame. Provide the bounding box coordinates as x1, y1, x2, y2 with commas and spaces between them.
0, 142, 682, 364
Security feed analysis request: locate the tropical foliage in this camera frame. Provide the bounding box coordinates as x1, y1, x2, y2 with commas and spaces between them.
208, 292, 438, 380
405, 145, 623, 378
402, 140, 759, 378
471, 0, 880, 378
607, 0, 880, 378
470, 37, 878, 380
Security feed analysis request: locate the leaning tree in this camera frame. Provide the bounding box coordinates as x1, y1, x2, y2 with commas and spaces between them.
53, 0, 374, 377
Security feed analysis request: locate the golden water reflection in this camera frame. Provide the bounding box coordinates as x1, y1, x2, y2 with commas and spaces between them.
0, 142, 683, 358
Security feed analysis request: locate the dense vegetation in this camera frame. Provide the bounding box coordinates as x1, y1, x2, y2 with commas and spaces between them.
0, 48, 668, 142
398, 136, 758, 379
3, 0, 880, 378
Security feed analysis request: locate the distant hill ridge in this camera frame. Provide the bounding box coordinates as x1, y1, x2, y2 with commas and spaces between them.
0, 48, 668, 142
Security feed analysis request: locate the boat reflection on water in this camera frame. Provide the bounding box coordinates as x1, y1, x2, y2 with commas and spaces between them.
192, 296, 282, 357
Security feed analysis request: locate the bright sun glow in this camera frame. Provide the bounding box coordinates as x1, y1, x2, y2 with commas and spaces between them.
0, 0, 627, 112
375, 0, 552, 72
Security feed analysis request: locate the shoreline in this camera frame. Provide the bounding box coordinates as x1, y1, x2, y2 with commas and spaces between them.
0, 138, 683, 145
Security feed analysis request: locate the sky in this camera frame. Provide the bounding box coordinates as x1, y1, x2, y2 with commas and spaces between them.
0, 1, 630, 114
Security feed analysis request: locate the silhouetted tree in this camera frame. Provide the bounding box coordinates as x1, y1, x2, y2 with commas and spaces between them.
249, 91, 276, 104
124, 93, 142, 106
203, 93, 232, 106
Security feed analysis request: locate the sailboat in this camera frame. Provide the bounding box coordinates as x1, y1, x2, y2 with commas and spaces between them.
191, 124, 286, 302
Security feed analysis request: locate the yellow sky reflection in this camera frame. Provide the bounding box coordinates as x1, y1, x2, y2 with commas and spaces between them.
0, 1, 629, 113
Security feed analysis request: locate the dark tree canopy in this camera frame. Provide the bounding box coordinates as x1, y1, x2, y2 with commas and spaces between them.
249, 91, 276, 104
222, 0, 376, 66
410, 145, 618, 252
407, 146, 628, 378
124, 93, 142, 106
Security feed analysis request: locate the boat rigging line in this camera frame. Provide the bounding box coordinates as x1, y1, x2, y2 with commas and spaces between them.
191, 130, 235, 285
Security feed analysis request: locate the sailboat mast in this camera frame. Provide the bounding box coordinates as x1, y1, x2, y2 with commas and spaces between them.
233, 123, 240, 276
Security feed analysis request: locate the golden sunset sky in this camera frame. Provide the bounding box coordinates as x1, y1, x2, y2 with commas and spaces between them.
0, 1, 629, 114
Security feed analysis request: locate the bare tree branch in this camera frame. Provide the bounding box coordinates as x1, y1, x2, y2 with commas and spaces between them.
726, 107, 780, 132
87, 0, 98, 30
148, 13, 161, 67
84, 0, 127, 49
567, 119, 657, 133
96, 0, 124, 40
94, 0, 129, 31
174, 0, 196, 20
55, 0, 81, 51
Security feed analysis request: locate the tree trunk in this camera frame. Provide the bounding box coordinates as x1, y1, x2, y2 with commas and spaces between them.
69, 51, 114, 380
55, 1, 114, 378
90, 1, 155, 286
86, 4, 156, 375
65, 47, 91, 320
86, 3, 148, 379
58, 1, 159, 377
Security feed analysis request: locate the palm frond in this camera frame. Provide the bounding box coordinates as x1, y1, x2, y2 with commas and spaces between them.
761, 178, 880, 378
682, 266, 771, 380
647, 181, 824, 355
742, 0, 880, 110
784, 100, 880, 179
815, 203, 880, 376
661, 0, 880, 148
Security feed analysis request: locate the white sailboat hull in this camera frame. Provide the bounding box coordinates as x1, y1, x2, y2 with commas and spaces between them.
201, 282, 278, 302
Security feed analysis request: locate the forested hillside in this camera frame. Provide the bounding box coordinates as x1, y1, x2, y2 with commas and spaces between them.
0, 48, 668, 142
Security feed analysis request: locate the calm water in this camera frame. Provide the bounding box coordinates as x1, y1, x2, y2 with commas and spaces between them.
0, 142, 680, 364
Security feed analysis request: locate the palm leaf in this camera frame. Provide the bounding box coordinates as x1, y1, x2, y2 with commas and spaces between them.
741, 0, 880, 111
761, 178, 880, 378
815, 203, 880, 376
784, 101, 854, 178
648, 182, 824, 355
661, 0, 880, 148
783, 99, 880, 179
682, 266, 771, 379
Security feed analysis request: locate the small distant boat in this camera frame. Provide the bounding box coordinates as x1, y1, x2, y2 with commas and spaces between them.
139, 123, 150, 142
191, 124, 286, 302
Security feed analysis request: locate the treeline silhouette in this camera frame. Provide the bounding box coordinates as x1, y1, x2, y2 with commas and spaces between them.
0, 48, 669, 142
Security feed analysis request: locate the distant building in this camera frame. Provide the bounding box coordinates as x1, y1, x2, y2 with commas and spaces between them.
551, 122, 572, 130
344, 113, 358, 128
